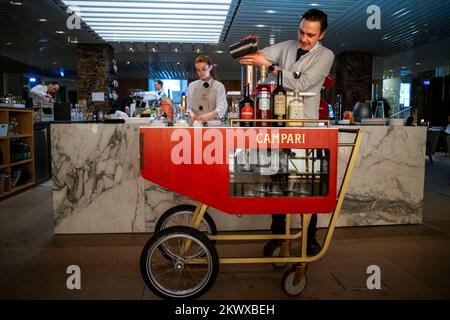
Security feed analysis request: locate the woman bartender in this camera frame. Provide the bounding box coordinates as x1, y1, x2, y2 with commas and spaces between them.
187, 55, 228, 123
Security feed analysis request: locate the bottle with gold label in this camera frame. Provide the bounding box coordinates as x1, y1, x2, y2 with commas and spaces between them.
239, 83, 254, 127
288, 90, 304, 127
272, 70, 286, 127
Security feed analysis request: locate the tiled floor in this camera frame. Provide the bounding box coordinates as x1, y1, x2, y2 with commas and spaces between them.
1, 155, 449, 300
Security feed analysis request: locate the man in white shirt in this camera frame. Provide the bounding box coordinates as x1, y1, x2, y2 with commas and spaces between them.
240, 9, 334, 256
30, 81, 60, 103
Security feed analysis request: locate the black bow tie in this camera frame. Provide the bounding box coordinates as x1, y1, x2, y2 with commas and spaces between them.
203, 82, 210, 88
296, 48, 309, 62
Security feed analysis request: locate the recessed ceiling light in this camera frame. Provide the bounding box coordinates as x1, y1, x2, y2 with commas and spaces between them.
255, 24, 266, 28
56, 31, 65, 34
176, 62, 180, 65
195, 48, 200, 53
60, 0, 231, 43
39, 18, 48, 22
216, 50, 223, 53
415, 62, 421, 65
5, 42, 13, 45
310, 3, 320, 6
52, 61, 58, 65
152, 47, 156, 52
129, 47, 135, 52
265, 10, 276, 14
10, 1, 23, 6
174, 48, 178, 52
401, 66, 406, 69
389, 69, 393, 72
126, 61, 131, 64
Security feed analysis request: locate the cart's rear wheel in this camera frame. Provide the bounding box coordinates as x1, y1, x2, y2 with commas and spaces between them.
155, 205, 217, 260
140, 226, 219, 300
155, 205, 217, 241
266, 242, 291, 268
282, 267, 307, 296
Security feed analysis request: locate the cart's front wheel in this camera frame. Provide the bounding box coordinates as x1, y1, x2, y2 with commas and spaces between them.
282, 266, 307, 296
140, 226, 219, 300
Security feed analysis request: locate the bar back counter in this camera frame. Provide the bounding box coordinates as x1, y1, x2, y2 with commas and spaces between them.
51, 123, 426, 234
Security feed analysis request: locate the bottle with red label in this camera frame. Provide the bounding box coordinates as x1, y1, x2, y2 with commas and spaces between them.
255, 65, 272, 127
239, 83, 254, 127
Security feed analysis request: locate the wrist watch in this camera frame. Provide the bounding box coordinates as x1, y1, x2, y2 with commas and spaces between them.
268, 63, 278, 73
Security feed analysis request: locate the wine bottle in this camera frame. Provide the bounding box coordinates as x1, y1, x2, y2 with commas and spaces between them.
239, 83, 254, 127
272, 70, 287, 127
255, 65, 272, 127
288, 90, 304, 127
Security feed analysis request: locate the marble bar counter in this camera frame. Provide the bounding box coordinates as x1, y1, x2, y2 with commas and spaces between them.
51, 124, 427, 234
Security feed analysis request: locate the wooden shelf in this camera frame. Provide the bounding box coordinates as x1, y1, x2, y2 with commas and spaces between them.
0, 108, 35, 200
10, 159, 33, 167
10, 181, 34, 193
0, 190, 13, 198
8, 134, 33, 139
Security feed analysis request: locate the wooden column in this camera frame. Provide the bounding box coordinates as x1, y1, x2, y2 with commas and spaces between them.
335, 51, 373, 112
76, 44, 113, 113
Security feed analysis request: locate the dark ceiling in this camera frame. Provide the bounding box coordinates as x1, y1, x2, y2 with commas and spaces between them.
1, 0, 450, 80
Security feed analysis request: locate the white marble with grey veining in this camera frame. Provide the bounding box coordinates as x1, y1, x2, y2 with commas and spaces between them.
52, 124, 426, 234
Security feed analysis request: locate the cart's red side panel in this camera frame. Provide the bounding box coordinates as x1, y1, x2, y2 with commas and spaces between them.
140, 127, 338, 214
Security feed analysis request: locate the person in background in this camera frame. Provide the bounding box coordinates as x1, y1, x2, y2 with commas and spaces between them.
30, 81, 60, 103
239, 9, 334, 256
187, 55, 228, 123
405, 116, 414, 126
154, 80, 166, 99
111, 90, 133, 115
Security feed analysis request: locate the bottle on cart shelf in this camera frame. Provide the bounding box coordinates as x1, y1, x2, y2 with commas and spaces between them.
255, 65, 272, 127
174, 94, 189, 127
287, 90, 304, 127
227, 103, 239, 125
239, 83, 254, 127
272, 70, 287, 127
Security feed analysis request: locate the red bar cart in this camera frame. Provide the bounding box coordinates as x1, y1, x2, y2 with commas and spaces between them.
139, 122, 362, 299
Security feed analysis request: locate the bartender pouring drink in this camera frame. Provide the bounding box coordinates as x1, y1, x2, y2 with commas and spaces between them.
30, 81, 60, 104
187, 55, 228, 123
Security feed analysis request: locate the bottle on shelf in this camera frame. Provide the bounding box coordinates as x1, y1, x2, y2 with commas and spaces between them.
227, 103, 239, 126
239, 83, 254, 127
174, 94, 189, 127
272, 70, 287, 127
255, 65, 272, 127
287, 90, 304, 127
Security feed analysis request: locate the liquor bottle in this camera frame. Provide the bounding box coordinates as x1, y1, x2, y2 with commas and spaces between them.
288, 90, 304, 127
272, 71, 287, 127
174, 94, 189, 127
239, 83, 254, 127
255, 65, 272, 127
227, 103, 239, 126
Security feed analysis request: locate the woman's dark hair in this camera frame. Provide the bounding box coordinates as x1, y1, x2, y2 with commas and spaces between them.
194, 55, 217, 79
48, 81, 60, 86
301, 9, 328, 32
